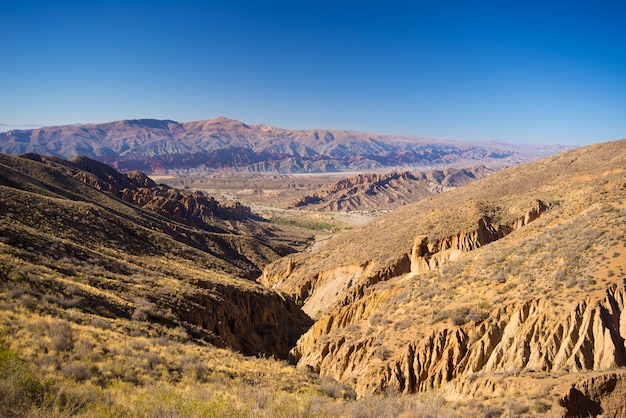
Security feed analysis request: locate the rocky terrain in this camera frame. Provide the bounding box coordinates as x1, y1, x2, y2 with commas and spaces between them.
0, 117, 568, 173
260, 138, 626, 415
290, 166, 494, 212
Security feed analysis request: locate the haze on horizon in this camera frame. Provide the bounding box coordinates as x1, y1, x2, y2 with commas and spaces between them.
1, 0, 625, 146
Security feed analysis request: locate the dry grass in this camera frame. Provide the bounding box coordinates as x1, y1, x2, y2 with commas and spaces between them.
278, 139, 626, 284
0, 311, 470, 417
324, 200, 626, 365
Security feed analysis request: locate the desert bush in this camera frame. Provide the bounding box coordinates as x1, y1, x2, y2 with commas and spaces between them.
368, 312, 384, 326
466, 307, 488, 323
62, 361, 94, 382
420, 288, 439, 300
7, 282, 25, 299
321, 376, 356, 400
0, 347, 43, 417
137, 351, 161, 371
431, 309, 449, 324
38, 355, 60, 373
375, 345, 393, 361
17, 294, 35, 309
44, 292, 79, 308
490, 270, 507, 284
506, 399, 529, 415
553, 269, 566, 281
50, 319, 74, 352
90, 316, 112, 330
482, 405, 503, 418
393, 319, 411, 331
532, 399, 551, 413
451, 307, 470, 326
182, 359, 209, 382
131, 307, 148, 321
45, 383, 101, 415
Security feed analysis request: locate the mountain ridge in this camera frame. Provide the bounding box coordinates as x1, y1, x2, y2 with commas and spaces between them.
0, 117, 570, 173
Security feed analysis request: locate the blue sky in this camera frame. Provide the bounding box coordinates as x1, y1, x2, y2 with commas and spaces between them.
1, 0, 625, 145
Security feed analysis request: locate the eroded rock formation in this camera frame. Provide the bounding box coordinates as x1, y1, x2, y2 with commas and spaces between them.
410, 200, 547, 274
290, 167, 494, 212
292, 281, 626, 397
177, 282, 313, 358
21, 153, 253, 231
271, 140, 626, 403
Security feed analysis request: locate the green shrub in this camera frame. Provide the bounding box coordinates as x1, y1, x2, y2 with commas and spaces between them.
0, 347, 43, 417
533, 399, 551, 413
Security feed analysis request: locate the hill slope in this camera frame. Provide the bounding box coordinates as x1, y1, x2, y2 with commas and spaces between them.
260, 139, 626, 414
0, 153, 312, 357
0, 117, 568, 173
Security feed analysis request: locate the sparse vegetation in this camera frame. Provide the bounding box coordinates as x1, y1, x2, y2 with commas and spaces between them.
271, 216, 341, 232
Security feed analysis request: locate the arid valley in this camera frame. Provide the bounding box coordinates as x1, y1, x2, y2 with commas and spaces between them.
0, 117, 625, 417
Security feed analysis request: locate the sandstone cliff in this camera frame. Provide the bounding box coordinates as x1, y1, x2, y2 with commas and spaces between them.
559, 372, 626, 417
290, 280, 626, 397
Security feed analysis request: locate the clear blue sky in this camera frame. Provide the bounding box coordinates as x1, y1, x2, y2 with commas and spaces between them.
1, 0, 625, 145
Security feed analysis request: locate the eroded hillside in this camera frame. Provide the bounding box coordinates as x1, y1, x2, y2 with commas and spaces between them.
2, 152, 498, 417
260, 139, 626, 414
290, 166, 494, 212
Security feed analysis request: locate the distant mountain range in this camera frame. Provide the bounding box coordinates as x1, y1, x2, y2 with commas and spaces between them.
0, 123, 42, 133
0, 117, 569, 173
